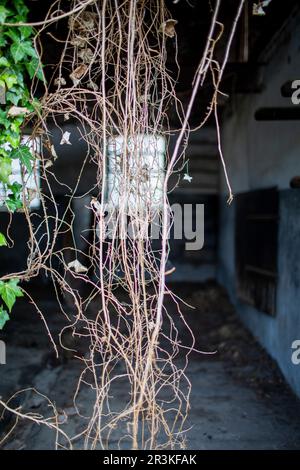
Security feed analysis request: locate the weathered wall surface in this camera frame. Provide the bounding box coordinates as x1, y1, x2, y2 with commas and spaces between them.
218, 11, 300, 396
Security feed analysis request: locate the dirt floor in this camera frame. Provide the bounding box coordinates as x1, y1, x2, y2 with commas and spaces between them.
0, 282, 300, 450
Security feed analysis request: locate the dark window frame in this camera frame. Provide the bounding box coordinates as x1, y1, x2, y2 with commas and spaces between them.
235, 187, 279, 316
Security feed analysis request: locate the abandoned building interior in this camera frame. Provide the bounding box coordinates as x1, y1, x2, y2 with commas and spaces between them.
0, 0, 300, 451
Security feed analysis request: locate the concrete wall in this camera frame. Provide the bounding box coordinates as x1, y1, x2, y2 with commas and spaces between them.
218, 11, 300, 396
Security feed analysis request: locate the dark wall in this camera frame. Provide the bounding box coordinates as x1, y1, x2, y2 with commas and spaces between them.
218, 189, 300, 397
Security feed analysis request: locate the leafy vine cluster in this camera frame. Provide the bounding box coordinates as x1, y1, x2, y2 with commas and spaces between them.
0, 0, 43, 329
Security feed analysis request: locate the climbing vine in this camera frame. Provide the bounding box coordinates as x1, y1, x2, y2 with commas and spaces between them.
0, 0, 43, 329
0, 278, 23, 329
0, 0, 43, 211
0, 0, 246, 450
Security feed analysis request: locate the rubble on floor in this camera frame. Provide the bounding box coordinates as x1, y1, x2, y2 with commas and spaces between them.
0, 283, 300, 449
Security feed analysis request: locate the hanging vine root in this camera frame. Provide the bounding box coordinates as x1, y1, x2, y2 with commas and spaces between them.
0, 0, 245, 450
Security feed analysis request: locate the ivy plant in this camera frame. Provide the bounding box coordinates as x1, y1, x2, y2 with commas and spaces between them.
0, 0, 44, 212
0, 305, 9, 329
0, 0, 44, 329
0, 231, 7, 246
0, 278, 23, 329
0, 231, 8, 329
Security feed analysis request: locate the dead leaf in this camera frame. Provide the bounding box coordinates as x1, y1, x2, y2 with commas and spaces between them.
80, 11, 96, 30
7, 106, 30, 117
183, 173, 192, 183
159, 19, 177, 38
253, 1, 272, 15
253, 3, 265, 15
78, 48, 94, 63
54, 77, 66, 87
87, 80, 99, 91
27, 188, 37, 202
90, 198, 107, 218
70, 64, 88, 85
68, 12, 96, 36
68, 259, 88, 273
60, 131, 71, 145
50, 144, 58, 160
90, 197, 103, 213
44, 160, 53, 169
70, 36, 86, 48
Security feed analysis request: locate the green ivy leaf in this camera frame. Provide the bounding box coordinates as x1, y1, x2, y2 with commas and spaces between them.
0, 232, 7, 247
8, 181, 22, 196
0, 157, 12, 184
31, 98, 42, 112
0, 6, 9, 25
11, 145, 33, 172
6, 182, 23, 212
21, 41, 37, 58
0, 34, 7, 47
0, 109, 11, 129
6, 88, 22, 105
0, 0, 42, 217
0, 56, 10, 67
14, 0, 29, 19
0, 306, 9, 330
6, 131, 20, 148
6, 197, 22, 212
0, 278, 23, 312
26, 57, 45, 82
10, 42, 25, 62
11, 116, 23, 133
1, 72, 18, 89
20, 26, 33, 39
5, 28, 19, 43
0, 147, 9, 158
11, 41, 37, 63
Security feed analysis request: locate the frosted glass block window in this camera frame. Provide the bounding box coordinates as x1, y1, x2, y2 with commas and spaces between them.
106, 134, 165, 212
0, 135, 41, 211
